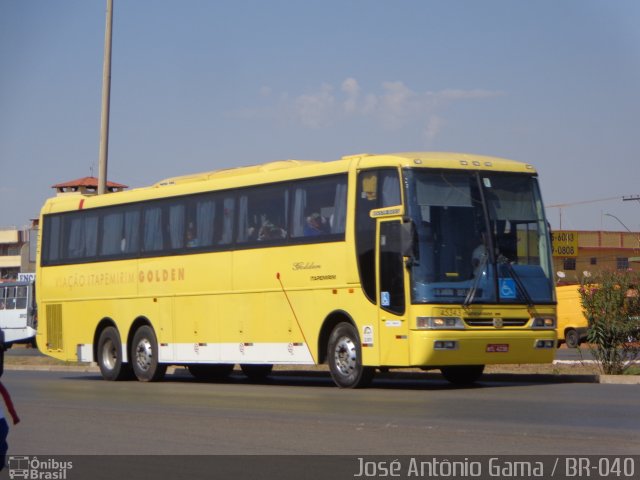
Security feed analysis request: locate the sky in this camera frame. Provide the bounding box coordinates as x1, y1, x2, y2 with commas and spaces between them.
1, 0, 639, 231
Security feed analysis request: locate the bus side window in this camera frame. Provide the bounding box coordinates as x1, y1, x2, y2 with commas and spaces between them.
143, 206, 164, 252
237, 187, 288, 244
16, 287, 27, 310
290, 175, 347, 239
168, 204, 186, 250
219, 197, 235, 245
101, 211, 125, 256
66, 214, 98, 260
5, 287, 16, 310
189, 197, 216, 248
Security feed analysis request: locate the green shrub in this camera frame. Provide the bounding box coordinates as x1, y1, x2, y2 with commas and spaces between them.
578, 270, 640, 375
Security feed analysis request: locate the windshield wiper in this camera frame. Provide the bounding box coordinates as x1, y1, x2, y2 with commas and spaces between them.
463, 252, 488, 307
498, 255, 534, 307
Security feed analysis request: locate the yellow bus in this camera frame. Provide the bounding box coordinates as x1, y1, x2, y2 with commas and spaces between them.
36, 152, 557, 388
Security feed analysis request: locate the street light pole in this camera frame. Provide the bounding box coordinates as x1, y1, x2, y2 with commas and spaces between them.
97, 0, 113, 195
604, 213, 632, 232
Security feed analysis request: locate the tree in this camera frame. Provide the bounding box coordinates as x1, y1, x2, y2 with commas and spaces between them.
578, 269, 640, 375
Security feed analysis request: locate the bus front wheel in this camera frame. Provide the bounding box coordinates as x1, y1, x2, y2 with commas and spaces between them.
327, 322, 374, 388
97, 326, 133, 381
131, 325, 166, 382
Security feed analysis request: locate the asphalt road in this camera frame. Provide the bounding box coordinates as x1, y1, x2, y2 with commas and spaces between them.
4, 369, 639, 457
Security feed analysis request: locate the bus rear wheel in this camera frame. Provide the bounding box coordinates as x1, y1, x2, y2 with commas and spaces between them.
131, 325, 166, 382
440, 365, 484, 386
97, 326, 133, 381
327, 322, 374, 388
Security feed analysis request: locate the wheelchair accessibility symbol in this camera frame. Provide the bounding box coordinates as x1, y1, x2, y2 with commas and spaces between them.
499, 278, 517, 299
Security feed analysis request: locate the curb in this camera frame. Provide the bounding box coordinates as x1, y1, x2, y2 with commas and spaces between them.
598, 375, 640, 385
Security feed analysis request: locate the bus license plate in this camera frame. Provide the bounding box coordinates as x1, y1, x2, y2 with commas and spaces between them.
486, 344, 509, 353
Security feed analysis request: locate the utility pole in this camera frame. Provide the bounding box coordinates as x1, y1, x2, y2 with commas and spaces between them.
97, 0, 113, 195
623, 195, 640, 203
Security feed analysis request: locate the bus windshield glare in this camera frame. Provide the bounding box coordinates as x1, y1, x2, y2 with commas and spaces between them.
405, 169, 554, 305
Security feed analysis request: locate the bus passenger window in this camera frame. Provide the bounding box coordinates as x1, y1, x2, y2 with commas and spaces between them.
219, 197, 234, 245
192, 198, 216, 247
237, 187, 288, 244
168, 204, 185, 249
143, 207, 164, 252
290, 175, 347, 239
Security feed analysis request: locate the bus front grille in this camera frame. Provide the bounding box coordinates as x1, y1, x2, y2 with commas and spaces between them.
46, 304, 63, 350
464, 318, 529, 327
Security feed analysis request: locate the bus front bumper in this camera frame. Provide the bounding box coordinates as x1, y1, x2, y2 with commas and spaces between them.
409, 329, 557, 366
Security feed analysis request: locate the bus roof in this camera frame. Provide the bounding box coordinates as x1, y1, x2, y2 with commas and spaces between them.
40, 152, 537, 215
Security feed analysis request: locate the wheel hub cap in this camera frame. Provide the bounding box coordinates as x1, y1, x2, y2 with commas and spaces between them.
334, 336, 357, 376
135, 339, 153, 372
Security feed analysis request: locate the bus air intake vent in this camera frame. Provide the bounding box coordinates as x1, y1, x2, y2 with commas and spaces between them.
46, 304, 63, 350
464, 318, 528, 327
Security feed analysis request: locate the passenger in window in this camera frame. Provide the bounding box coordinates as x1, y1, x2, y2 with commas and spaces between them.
304, 213, 329, 236
257, 213, 286, 241
186, 222, 198, 248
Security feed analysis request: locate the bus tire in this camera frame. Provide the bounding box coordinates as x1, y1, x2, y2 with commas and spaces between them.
440, 365, 484, 386
97, 326, 133, 381
327, 322, 374, 388
565, 328, 580, 348
188, 364, 234, 380
240, 364, 273, 381
131, 325, 166, 382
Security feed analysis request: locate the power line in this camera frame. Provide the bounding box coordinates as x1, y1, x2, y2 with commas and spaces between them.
546, 196, 624, 208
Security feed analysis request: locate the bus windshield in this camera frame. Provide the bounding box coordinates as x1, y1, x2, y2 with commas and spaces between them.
405, 169, 554, 305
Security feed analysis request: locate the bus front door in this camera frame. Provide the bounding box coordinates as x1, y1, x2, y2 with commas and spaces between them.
376, 219, 410, 366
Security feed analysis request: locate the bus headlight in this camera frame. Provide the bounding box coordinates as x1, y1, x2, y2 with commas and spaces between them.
531, 316, 556, 329
416, 317, 465, 330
